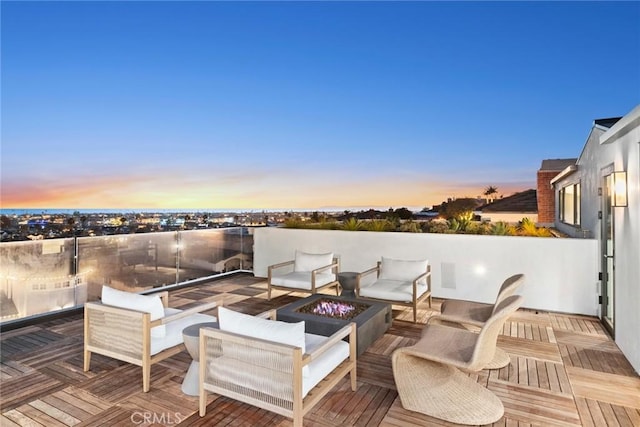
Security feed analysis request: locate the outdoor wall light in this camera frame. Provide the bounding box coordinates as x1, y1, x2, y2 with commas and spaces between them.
611, 171, 628, 207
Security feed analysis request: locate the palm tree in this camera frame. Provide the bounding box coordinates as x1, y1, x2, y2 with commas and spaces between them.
483, 186, 498, 202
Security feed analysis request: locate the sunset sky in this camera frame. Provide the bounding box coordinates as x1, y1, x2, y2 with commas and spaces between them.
2, 1, 639, 211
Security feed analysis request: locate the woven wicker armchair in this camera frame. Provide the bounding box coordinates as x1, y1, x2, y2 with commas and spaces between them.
392, 295, 523, 425
84, 286, 218, 392
356, 257, 431, 323
434, 273, 525, 368
267, 250, 340, 300
199, 308, 357, 427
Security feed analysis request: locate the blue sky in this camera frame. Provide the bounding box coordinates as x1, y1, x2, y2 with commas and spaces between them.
2, 1, 639, 210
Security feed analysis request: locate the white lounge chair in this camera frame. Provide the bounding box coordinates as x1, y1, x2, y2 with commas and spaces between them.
267, 250, 340, 299
84, 285, 218, 392
199, 307, 357, 426
357, 257, 431, 323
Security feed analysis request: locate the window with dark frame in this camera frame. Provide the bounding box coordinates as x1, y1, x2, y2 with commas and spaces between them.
559, 182, 581, 226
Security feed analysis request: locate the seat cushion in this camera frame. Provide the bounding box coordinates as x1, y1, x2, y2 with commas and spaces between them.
270, 271, 336, 289
359, 279, 428, 303
294, 251, 333, 272
303, 333, 350, 394
101, 285, 166, 338
150, 308, 216, 355
379, 257, 428, 285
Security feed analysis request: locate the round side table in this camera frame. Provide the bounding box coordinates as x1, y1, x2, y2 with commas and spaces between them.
181, 321, 219, 396
337, 272, 358, 298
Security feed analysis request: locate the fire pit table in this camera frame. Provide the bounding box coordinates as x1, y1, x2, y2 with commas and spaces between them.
276, 294, 392, 356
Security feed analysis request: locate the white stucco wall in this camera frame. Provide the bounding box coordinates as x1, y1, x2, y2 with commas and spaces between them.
599, 106, 640, 374
254, 227, 599, 316
553, 105, 640, 374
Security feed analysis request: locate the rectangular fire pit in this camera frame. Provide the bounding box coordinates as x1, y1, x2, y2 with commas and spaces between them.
276, 294, 392, 356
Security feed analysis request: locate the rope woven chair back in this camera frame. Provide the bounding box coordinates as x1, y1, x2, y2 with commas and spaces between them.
491, 274, 525, 315
469, 295, 523, 370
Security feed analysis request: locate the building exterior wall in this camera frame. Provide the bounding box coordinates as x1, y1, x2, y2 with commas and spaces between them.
553, 105, 640, 374
537, 170, 561, 225
599, 108, 640, 375
553, 127, 608, 239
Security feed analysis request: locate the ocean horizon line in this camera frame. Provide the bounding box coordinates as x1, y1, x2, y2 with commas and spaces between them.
0, 206, 426, 216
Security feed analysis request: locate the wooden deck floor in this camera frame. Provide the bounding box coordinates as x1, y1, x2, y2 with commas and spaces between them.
1, 274, 639, 426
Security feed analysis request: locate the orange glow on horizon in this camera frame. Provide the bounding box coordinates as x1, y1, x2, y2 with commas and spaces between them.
1, 171, 533, 210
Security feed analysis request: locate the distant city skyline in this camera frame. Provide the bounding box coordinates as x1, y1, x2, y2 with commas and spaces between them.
2, 2, 639, 210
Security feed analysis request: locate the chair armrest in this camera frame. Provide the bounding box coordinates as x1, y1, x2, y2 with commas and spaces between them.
304, 323, 355, 363
256, 309, 277, 320
357, 266, 379, 280
356, 266, 379, 291
155, 291, 169, 307
311, 260, 339, 275
153, 300, 219, 326
411, 266, 432, 294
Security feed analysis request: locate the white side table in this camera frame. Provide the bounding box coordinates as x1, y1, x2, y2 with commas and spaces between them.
181, 321, 219, 396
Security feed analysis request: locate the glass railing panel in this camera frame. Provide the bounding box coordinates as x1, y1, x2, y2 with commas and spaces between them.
0, 238, 76, 322
1, 228, 255, 326
77, 232, 179, 303
178, 227, 253, 282
242, 227, 254, 271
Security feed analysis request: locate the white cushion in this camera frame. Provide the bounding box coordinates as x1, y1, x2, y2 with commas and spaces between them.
303, 333, 349, 394
101, 285, 166, 338
218, 307, 305, 353
270, 272, 336, 289
294, 251, 333, 272
150, 308, 216, 355
359, 278, 429, 303
379, 257, 428, 285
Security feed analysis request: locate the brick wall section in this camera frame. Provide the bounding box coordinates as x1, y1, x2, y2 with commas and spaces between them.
537, 170, 559, 224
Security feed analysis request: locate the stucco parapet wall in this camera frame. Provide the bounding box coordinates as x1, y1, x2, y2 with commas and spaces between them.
253, 227, 599, 317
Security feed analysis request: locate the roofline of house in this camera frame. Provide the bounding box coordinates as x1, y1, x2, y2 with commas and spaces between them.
600, 104, 640, 145
550, 165, 578, 186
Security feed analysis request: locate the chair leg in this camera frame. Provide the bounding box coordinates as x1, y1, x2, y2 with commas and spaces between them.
143, 361, 151, 392
83, 349, 91, 372
350, 366, 357, 391
199, 389, 207, 416
392, 348, 504, 425
267, 284, 272, 300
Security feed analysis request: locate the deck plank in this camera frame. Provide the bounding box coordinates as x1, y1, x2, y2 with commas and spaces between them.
566, 366, 640, 409
1, 274, 638, 427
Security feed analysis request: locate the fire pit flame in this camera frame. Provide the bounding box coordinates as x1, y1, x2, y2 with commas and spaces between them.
312, 301, 355, 317
296, 298, 369, 320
